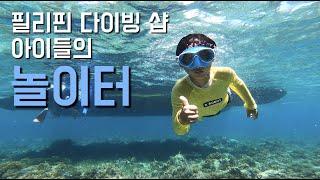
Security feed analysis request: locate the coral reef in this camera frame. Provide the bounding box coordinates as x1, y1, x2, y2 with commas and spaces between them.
0, 137, 319, 179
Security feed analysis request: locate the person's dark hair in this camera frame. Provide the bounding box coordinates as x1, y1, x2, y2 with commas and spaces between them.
176, 34, 216, 56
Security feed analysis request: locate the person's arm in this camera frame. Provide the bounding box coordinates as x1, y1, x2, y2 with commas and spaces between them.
171, 88, 190, 135
228, 68, 257, 111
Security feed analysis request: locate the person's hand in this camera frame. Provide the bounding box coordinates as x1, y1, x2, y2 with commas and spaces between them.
178, 96, 199, 125
247, 108, 258, 120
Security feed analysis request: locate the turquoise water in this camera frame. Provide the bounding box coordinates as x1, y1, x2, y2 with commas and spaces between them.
0, 1, 319, 178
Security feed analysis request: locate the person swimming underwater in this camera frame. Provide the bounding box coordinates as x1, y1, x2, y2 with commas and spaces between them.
171, 34, 258, 136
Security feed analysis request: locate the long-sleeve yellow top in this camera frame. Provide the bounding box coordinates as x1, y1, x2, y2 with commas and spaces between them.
171, 67, 257, 136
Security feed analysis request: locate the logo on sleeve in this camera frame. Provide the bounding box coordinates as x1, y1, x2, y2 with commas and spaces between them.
203, 98, 223, 107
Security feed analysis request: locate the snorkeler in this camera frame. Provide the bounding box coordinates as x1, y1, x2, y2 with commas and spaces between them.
171, 34, 258, 135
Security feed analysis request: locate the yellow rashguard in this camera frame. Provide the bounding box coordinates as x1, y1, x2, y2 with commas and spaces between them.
171, 67, 257, 135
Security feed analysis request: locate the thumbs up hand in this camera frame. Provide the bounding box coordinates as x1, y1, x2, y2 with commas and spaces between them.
178, 96, 199, 125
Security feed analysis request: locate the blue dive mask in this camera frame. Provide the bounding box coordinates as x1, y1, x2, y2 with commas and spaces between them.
177, 46, 215, 70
